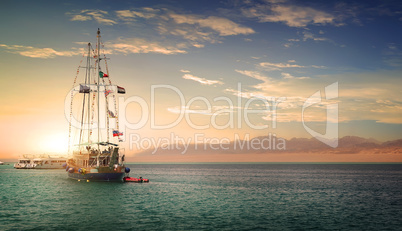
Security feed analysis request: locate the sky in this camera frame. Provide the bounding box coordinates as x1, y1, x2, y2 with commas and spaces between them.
1, 0, 402, 159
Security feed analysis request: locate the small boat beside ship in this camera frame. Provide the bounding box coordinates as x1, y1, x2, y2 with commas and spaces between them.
14, 155, 67, 169
123, 176, 149, 183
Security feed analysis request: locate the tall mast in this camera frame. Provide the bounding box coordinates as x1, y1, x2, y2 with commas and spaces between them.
87, 43, 91, 146
96, 29, 101, 167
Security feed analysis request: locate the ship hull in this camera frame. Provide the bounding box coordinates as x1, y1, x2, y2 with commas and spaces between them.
68, 172, 125, 182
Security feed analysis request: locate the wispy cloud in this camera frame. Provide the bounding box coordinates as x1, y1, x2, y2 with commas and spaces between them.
242, 2, 337, 27
67, 9, 117, 25
169, 13, 255, 36
259, 61, 305, 70
0, 38, 186, 58
259, 61, 326, 70
231, 67, 402, 124
0, 44, 83, 58
382, 43, 402, 67
268, 5, 335, 27
70, 15, 91, 21
67, 8, 255, 53
281, 73, 310, 80
109, 38, 187, 55
156, 11, 255, 47
182, 74, 223, 85
283, 30, 335, 48
235, 70, 269, 82
227, 69, 339, 123
116, 8, 160, 20
115, 8, 255, 40
302, 31, 328, 42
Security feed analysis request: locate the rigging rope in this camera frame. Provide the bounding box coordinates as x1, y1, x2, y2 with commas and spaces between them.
68, 39, 121, 154
68, 51, 85, 153
101, 40, 120, 140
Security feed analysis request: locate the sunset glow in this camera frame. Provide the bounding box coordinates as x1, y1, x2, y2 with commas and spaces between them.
1, 0, 401, 162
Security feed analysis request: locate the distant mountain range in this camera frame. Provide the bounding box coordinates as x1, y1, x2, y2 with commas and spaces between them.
136, 136, 402, 156
283, 136, 402, 154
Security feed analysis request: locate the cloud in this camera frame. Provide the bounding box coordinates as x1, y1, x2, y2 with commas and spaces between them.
259, 61, 326, 70
0, 44, 83, 58
281, 73, 310, 80
64, 7, 258, 55
269, 5, 335, 27
284, 30, 337, 48
224, 88, 273, 100
109, 38, 187, 55
0, 37, 189, 58
70, 15, 91, 21
182, 74, 224, 85
112, 8, 256, 51
0, 36, 189, 58
382, 43, 402, 67
231, 67, 402, 124
153, 11, 255, 47
67, 9, 117, 25
169, 13, 255, 36
115, 8, 254, 45
235, 70, 269, 82
227, 70, 340, 123
302, 31, 328, 42
165, 27, 220, 44
116, 8, 159, 20
259, 61, 305, 70
242, 2, 338, 27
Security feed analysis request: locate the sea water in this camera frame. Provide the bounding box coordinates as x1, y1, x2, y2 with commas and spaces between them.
0, 163, 401, 230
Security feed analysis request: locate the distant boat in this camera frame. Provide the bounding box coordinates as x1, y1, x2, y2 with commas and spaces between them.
14, 155, 67, 169
65, 29, 128, 182
0, 161, 4, 165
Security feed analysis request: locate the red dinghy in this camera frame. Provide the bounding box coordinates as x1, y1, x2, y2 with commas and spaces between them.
123, 176, 149, 183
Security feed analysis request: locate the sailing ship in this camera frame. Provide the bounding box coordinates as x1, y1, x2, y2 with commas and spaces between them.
66, 29, 128, 182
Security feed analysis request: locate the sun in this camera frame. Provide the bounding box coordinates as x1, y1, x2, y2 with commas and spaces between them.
38, 133, 69, 155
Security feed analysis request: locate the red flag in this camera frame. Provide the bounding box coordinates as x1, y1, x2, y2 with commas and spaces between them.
113, 130, 123, 137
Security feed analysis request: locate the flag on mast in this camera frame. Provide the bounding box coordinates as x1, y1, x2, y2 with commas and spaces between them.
79, 84, 90, 93
113, 130, 123, 137
117, 86, 125, 94
108, 110, 116, 118
105, 90, 112, 97
99, 71, 109, 78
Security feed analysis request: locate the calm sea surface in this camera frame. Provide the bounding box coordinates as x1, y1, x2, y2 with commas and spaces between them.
0, 163, 401, 230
